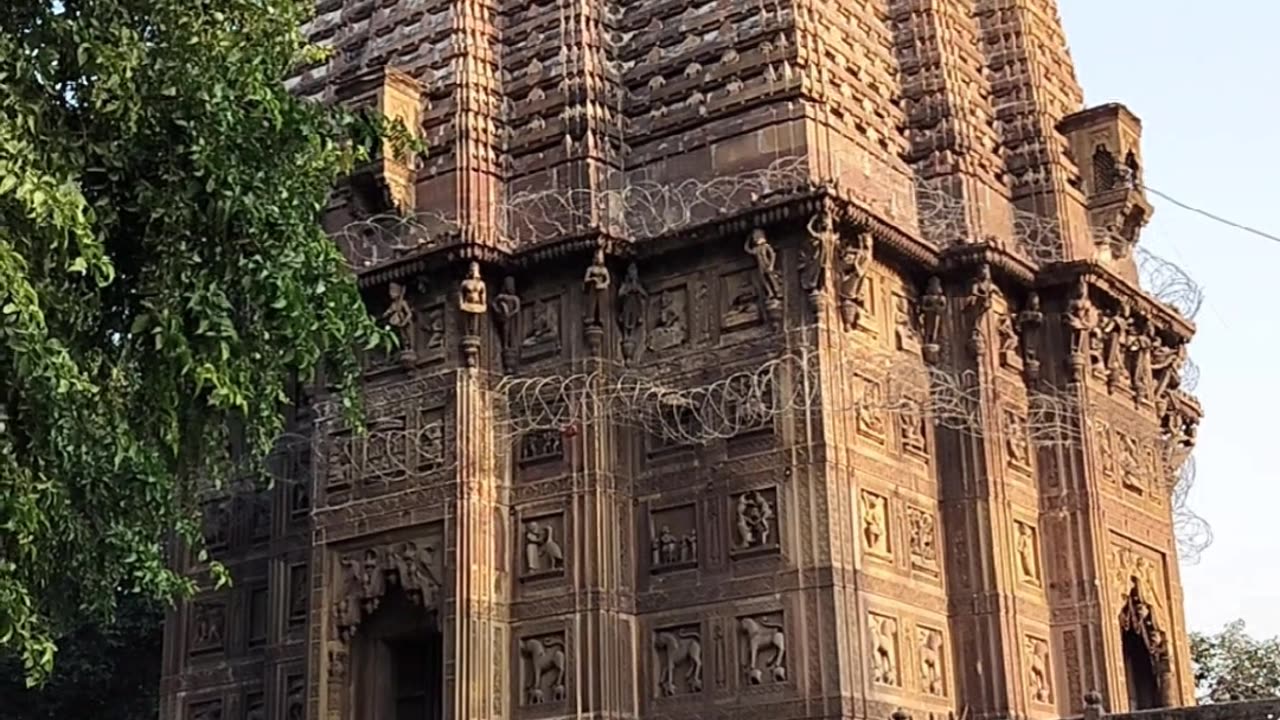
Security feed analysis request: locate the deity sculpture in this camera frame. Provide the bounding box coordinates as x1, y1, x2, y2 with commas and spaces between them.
734, 491, 774, 549
800, 210, 832, 301
492, 276, 521, 371
744, 228, 783, 311
1101, 302, 1134, 389
616, 263, 647, 362
459, 261, 487, 315
582, 248, 610, 327
1130, 323, 1156, 401
382, 282, 416, 363
1016, 523, 1039, 583
837, 230, 873, 330
1064, 276, 1094, 367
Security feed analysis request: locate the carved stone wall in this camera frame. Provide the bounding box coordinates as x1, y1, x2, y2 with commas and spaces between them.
160, 1, 1201, 719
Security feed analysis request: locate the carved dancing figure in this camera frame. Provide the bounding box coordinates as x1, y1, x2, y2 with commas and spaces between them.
740, 617, 787, 683
582, 248, 610, 326
654, 629, 704, 695
617, 263, 647, 362
744, 228, 783, 306
383, 282, 415, 360
800, 211, 831, 295
837, 230, 874, 329
870, 616, 897, 685
521, 637, 567, 704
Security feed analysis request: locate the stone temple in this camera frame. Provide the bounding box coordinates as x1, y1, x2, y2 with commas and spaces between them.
159, 1, 1214, 719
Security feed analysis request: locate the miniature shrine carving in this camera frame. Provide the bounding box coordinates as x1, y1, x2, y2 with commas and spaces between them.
522, 517, 566, 578
739, 614, 787, 684
861, 491, 890, 557
870, 614, 899, 686
521, 633, 567, 704
654, 626, 703, 696
733, 490, 777, 553
617, 263, 648, 362
1015, 521, 1041, 585
836, 229, 875, 331
333, 536, 442, 641
1026, 636, 1053, 704
918, 627, 945, 696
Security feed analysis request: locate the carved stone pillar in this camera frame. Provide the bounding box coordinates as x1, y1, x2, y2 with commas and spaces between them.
452, 367, 508, 719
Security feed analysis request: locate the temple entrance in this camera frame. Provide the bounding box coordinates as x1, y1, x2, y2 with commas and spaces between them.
1122, 626, 1160, 710
352, 587, 444, 720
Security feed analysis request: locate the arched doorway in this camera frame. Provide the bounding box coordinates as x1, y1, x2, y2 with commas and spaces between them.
1118, 576, 1174, 710
352, 586, 443, 720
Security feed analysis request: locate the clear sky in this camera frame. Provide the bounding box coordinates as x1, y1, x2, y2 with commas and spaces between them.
1058, 1, 1280, 638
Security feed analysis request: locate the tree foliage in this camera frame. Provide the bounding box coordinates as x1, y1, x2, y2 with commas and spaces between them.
0, 0, 399, 683
1191, 620, 1280, 703
0, 593, 162, 720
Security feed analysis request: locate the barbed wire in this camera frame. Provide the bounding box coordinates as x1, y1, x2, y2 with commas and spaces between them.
1135, 245, 1205, 320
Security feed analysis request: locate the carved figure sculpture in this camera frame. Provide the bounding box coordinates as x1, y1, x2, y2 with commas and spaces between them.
1018, 292, 1045, 380
734, 491, 774, 549
682, 528, 697, 563
524, 521, 564, 575
965, 264, 996, 352
383, 281, 416, 362
1005, 411, 1030, 467
521, 636, 567, 704
997, 309, 1018, 361
908, 507, 936, 564
1064, 276, 1094, 364
837, 230, 873, 329
801, 210, 831, 306
654, 628, 703, 695
193, 603, 224, 649
524, 301, 559, 347
617, 263, 647, 362
740, 617, 786, 683
583, 248, 610, 326
920, 276, 946, 363
857, 380, 885, 436
421, 307, 444, 351
744, 228, 783, 310
861, 492, 888, 555
1026, 637, 1052, 703
1016, 523, 1039, 583
919, 628, 944, 695
893, 294, 922, 352
1131, 323, 1156, 401
654, 526, 679, 566
899, 398, 926, 454
492, 276, 521, 370
459, 261, 487, 315
1101, 302, 1134, 388
871, 616, 898, 685
649, 291, 686, 351
1151, 341, 1185, 403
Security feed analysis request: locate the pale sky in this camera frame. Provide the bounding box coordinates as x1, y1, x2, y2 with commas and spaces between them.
1059, 1, 1280, 638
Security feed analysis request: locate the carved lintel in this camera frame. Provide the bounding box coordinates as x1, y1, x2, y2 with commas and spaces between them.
332, 535, 443, 642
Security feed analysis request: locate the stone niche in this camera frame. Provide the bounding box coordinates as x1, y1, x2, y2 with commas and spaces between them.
648, 503, 699, 573
729, 487, 780, 558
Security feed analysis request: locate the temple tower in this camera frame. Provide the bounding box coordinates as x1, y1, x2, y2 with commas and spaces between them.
161, 1, 1201, 719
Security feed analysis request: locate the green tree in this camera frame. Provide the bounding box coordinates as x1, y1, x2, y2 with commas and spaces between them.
0, 593, 162, 719
1191, 620, 1280, 703
0, 0, 403, 683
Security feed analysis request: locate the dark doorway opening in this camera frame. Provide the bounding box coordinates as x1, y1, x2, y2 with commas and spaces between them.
354, 588, 444, 720
1123, 627, 1161, 711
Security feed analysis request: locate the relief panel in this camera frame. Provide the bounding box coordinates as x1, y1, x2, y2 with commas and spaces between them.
730, 488, 780, 558
738, 612, 787, 685
907, 505, 938, 573
869, 613, 900, 686
520, 297, 562, 361
917, 625, 945, 696
856, 376, 887, 441
189, 597, 227, 657
720, 269, 762, 331
521, 513, 567, 581
649, 503, 698, 573
860, 490, 891, 559
520, 631, 568, 705
1025, 635, 1054, 705
648, 285, 689, 352
653, 624, 704, 697
1015, 520, 1043, 587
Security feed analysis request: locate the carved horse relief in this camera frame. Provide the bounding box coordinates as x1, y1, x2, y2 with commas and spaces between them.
654, 628, 703, 696
740, 616, 786, 684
